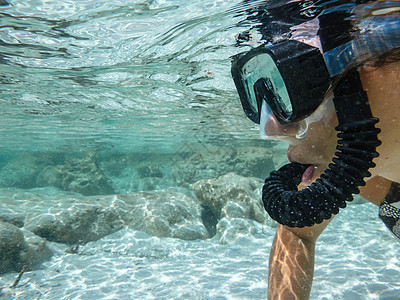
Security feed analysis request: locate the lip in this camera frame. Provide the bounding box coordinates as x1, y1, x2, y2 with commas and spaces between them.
287, 150, 316, 186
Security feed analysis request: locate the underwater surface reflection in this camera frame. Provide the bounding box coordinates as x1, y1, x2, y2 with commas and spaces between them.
0, 0, 260, 153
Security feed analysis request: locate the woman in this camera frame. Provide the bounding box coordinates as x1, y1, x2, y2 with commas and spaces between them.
265, 52, 400, 299
231, 0, 399, 298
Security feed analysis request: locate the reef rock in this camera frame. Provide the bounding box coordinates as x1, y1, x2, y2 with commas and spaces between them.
0, 152, 114, 195
115, 189, 208, 240
37, 154, 114, 195
0, 154, 53, 189
1, 188, 208, 245
19, 229, 53, 270
0, 221, 24, 273
97, 152, 175, 194
0, 221, 52, 274
173, 147, 276, 187
192, 173, 268, 224
24, 197, 125, 244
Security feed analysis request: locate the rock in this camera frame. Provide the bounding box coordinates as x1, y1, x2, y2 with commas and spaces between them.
24, 198, 125, 244
173, 147, 276, 186
1, 188, 208, 244
0, 152, 114, 195
0, 222, 52, 274
97, 152, 174, 194
192, 173, 267, 224
37, 154, 114, 195
36, 165, 63, 188
0, 209, 25, 228
0, 154, 53, 189
0, 221, 25, 273
213, 218, 260, 245
115, 190, 208, 240
137, 165, 163, 178
19, 229, 53, 270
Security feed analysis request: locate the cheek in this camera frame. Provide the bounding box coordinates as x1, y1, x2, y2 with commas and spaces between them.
306, 121, 337, 145
305, 110, 337, 138
303, 119, 338, 159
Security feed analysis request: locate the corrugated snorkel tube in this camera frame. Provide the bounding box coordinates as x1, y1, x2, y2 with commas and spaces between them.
262, 69, 381, 228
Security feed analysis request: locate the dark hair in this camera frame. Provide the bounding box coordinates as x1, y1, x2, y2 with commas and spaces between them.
369, 47, 400, 67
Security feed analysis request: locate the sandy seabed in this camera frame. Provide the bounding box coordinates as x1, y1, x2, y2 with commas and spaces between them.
0, 202, 399, 300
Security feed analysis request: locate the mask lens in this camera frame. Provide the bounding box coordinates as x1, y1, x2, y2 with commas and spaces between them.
259, 100, 309, 140
241, 53, 292, 123
260, 95, 336, 140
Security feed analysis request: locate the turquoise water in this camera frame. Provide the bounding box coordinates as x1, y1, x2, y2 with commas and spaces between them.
0, 0, 399, 299
0, 0, 261, 154
0, 0, 277, 194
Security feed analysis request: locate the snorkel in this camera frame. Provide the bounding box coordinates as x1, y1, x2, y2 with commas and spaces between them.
232, 0, 399, 227
262, 69, 381, 227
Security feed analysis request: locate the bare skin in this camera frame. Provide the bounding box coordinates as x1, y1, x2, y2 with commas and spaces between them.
264, 61, 400, 299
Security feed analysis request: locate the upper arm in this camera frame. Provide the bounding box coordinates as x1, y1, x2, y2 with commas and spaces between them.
359, 176, 392, 206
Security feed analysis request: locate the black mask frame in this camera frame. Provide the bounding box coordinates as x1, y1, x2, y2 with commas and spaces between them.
231, 40, 331, 125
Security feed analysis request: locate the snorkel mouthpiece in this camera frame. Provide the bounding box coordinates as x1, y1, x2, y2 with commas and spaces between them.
262, 70, 381, 228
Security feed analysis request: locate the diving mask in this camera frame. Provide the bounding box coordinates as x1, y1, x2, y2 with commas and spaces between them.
231, 40, 331, 126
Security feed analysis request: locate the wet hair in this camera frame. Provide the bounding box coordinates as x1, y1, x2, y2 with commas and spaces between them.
369, 47, 400, 67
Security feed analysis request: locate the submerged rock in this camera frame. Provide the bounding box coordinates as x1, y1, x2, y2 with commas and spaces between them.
0, 221, 52, 274
24, 199, 125, 244
116, 190, 208, 240
192, 173, 267, 224
37, 154, 114, 196
173, 147, 276, 187
0, 221, 24, 274
0, 153, 114, 195
19, 229, 53, 270
192, 173, 276, 243
1, 188, 208, 245
0, 154, 54, 189
97, 152, 175, 194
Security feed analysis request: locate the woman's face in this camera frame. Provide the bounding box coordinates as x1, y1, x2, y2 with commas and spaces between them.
261, 96, 339, 186
262, 60, 400, 185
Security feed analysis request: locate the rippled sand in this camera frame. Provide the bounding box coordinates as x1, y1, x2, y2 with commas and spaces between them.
1, 202, 399, 299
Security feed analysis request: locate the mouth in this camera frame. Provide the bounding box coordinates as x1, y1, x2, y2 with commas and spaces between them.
301, 165, 316, 185
286, 150, 316, 186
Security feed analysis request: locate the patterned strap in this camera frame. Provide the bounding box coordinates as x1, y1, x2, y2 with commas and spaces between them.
379, 182, 400, 241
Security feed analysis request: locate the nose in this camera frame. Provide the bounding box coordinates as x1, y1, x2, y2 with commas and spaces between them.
261, 114, 302, 138
259, 100, 308, 140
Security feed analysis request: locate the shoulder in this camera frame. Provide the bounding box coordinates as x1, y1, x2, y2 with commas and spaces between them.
359, 176, 392, 206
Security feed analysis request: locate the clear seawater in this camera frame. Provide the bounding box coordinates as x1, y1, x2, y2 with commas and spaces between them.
0, 0, 261, 155
0, 0, 399, 299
